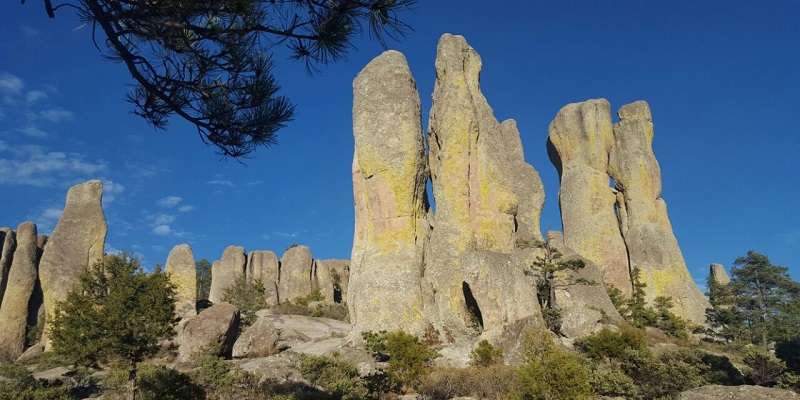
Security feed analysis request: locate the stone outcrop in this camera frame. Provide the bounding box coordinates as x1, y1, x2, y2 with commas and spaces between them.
165, 244, 197, 318
176, 303, 240, 363
423, 34, 543, 340
546, 230, 625, 337
232, 318, 279, 358
278, 245, 314, 303
246, 250, 279, 306
0, 227, 16, 308
710, 263, 730, 285
209, 245, 246, 304
609, 101, 709, 323
0, 222, 39, 360
348, 49, 431, 336
679, 385, 799, 399
314, 260, 348, 304
547, 99, 631, 297
38, 180, 107, 349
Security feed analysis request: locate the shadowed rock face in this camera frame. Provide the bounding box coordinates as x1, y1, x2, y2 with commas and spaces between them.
424, 34, 544, 341
0, 222, 38, 360
710, 263, 730, 286
246, 250, 279, 306
176, 303, 239, 364
0, 227, 16, 309
313, 259, 348, 305
609, 101, 709, 324
38, 180, 106, 350
348, 50, 430, 336
278, 245, 314, 303
166, 244, 197, 318
209, 245, 246, 304
547, 99, 632, 297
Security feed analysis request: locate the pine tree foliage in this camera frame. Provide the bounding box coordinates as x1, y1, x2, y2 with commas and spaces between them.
25, 0, 416, 158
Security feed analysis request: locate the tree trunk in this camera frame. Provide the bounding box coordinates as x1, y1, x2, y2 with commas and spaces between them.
126, 360, 137, 400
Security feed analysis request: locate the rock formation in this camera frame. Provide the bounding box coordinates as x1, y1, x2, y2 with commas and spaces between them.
547, 99, 632, 297
609, 101, 709, 323
232, 318, 279, 358
313, 260, 348, 304
348, 49, 431, 336
246, 250, 279, 306
278, 245, 314, 303
0, 222, 39, 360
165, 244, 197, 318
710, 263, 731, 286
38, 180, 107, 349
423, 34, 543, 340
0, 227, 16, 308
176, 303, 240, 363
209, 245, 246, 304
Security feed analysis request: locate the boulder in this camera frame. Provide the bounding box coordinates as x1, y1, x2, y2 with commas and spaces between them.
232, 318, 279, 358
313, 259, 348, 304
547, 99, 632, 298
176, 303, 239, 364
246, 250, 279, 306
278, 245, 314, 303
0, 222, 38, 360
349, 49, 431, 337
679, 384, 799, 399
38, 180, 107, 349
209, 245, 246, 304
165, 243, 197, 318
0, 227, 16, 308
609, 101, 709, 324
710, 263, 731, 285
424, 34, 544, 340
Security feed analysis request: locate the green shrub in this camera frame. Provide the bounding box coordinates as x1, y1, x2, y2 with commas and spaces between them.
743, 347, 786, 386
417, 365, 516, 400
299, 355, 367, 400
589, 366, 638, 398
0, 363, 73, 400
515, 329, 593, 400
574, 326, 647, 361
621, 348, 707, 399
777, 337, 800, 374
362, 330, 440, 389
470, 340, 504, 367
222, 277, 267, 327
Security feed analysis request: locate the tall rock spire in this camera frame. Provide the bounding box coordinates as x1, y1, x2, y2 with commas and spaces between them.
348, 50, 431, 336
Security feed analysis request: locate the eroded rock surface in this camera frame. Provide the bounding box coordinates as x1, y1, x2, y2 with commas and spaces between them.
38, 180, 107, 349
246, 250, 279, 305
0, 222, 38, 360
232, 318, 279, 358
165, 243, 197, 318
313, 259, 348, 304
349, 50, 430, 336
710, 263, 731, 285
176, 303, 239, 363
278, 245, 314, 303
209, 245, 246, 304
0, 227, 16, 308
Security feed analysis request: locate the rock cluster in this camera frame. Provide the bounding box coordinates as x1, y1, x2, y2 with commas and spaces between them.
0, 180, 107, 358
548, 100, 709, 324
208, 244, 348, 307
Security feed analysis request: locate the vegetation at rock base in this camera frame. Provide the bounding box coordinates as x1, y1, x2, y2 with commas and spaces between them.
516, 329, 594, 400
271, 289, 349, 322
299, 355, 368, 400
222, 276, 267, 327
22, 0, 416, 158
0, 363, 73, 400
49, 252, 177, 400
362, 330, 440, 390
470, 339, 504, 367
196, 259, 213, 302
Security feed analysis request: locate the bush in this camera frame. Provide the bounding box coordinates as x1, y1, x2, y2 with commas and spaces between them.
589, 366, 638, 398
362, 331, 439, 389
222, 277, 267, 327
104, 364, 203, 400
621, 348, 707, 399
470, 340, 504, 367
0, 363, 73, 400
299, 355, 367, 400
574, 326, 647, 361
743, 347, 786, 386
515, 329, 593, 400
417, 365, 516, 400
777, 337, 800, 374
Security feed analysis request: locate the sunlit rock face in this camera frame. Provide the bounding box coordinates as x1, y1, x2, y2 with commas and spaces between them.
547, 99, 632, 298
166, 243, 197, 319
348, 49, 431, 337
609, 101, 709, 324
0, 222, 38, 360
209, 245, 246, 304
710, 263, 730, 286
246, 250, 279, 306
278, 245, 314, 304
38, 180, 107, 350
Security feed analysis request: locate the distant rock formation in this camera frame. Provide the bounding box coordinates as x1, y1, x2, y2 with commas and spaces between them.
0, 222, 39, 360
165, 244, 197, 318
349, 49, 431, 336
0, 227, 16, 309
38, 180, 107, 349
313, 260, 348, 305
246, 250, 279, 306
710, 263, 730, 286
209, 245, 246, 304
278, 245, 314, 303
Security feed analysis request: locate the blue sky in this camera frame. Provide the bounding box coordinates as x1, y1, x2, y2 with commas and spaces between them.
1, 1, 798, 286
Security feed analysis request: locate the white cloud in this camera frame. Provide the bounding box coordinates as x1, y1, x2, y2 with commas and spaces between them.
157, 196, 183, 208
152, 224, 172, 236
38, 108, 73, 123
207, 179, 235, 187
0, 73, 23, 94
274, 232, 299, 238
32, 206, 64, 234
25, 90, 47, 104
16, 124, 49, 138
103, 180, 125, 205
178, 205, 194, 212
153, 213, 176, 225
0, 143, 107, 187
